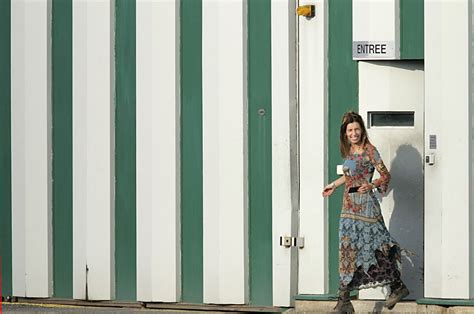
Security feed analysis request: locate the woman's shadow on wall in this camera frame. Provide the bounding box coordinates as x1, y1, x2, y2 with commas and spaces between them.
384, 144, 424, 299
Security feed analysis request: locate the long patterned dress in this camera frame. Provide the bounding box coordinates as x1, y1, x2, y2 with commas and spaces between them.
339, 143, 401, 291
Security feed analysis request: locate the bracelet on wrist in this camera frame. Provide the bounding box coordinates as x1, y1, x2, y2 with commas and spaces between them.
331, 182, 336, 189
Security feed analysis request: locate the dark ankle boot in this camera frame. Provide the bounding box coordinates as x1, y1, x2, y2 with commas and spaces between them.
333, 289, 354, 313
385, 280, 409, 310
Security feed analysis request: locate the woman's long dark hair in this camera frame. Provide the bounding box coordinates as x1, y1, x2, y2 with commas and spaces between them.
339, 111, 370, 158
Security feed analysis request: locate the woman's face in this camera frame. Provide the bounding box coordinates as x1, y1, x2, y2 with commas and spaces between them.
346, 121, 362, 145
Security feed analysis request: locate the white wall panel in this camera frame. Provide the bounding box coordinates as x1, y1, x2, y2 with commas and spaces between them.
11, 0, 52, 297
298, 0, 328, 295
136, 0, 180, 302
73, 0, 114, 300
271, 0, 297, 307
202, 0, 247, 304
353, 0, 399, 59
425, 0, 471, 299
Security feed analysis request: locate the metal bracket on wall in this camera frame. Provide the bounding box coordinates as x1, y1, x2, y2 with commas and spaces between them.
279, 235, 305, 248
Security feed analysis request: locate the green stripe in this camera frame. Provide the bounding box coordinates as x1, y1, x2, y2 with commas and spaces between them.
115, 0, 136, 301
0, 0, 11, 297
418, 298, 474, 306
400, 0, 424, 59
52, 0, 73, 298
248, 0, 272, 306
328, 0, 358, 294
180, 0, 203, 303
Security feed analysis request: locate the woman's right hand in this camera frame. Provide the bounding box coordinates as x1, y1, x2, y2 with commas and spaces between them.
322, 184, 335, 197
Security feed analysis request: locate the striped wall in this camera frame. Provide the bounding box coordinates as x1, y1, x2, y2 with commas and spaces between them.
8, 0, 470, 307
0, 0, 350, 305
0, 0, 294, 307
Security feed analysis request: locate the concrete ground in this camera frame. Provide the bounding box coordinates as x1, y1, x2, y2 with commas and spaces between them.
2, 303, 215, 313
293, 300, 474, 313
4, 300, 474, 313
2, 300, 287, 314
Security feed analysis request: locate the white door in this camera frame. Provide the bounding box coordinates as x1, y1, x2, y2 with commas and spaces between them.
358, 61, 424, 300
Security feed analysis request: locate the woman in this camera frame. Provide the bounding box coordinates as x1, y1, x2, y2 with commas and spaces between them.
322, 111, 409, 313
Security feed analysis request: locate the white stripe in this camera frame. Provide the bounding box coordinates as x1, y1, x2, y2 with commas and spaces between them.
471, 0, 474, 299
136, 0, 180, 302
271, 0, 298, 307
352, 0, 400, 60
202, 0, 247, 304
11, 0, 52, 298
298, 0, 328, 294
425, 0, 471, 298
73, 0, 114, 300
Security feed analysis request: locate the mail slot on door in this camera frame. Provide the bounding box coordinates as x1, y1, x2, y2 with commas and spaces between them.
368, 111, 415, 128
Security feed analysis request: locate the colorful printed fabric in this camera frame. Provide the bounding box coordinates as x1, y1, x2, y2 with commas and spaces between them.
346, 248, 401, 291
339, 143, 401, 289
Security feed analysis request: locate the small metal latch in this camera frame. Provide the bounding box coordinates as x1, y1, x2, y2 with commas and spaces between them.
296, 5, 315, 18
293, 237, 305, 248
425, 154, 435, 165
280, 236, 292, 248
280, 236, 305, 248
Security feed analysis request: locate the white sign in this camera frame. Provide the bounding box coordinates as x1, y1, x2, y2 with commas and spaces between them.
352, 41, 396, 60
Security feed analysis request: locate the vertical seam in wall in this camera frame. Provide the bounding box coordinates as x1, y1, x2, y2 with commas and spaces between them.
400, 0, 404, 59
175, 0, 182, 300
323, 0, 329, 293
395, 0, 400, 59
47, 0, 53, 296
469, 0, 473, 299
111, 0, 116, 299
242, 0, 249, 303
288, 0, 299, 302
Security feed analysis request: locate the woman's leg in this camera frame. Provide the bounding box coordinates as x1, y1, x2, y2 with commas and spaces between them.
384, 247, 409, 309
334, 286, 354, 313
385, 279, 409, 309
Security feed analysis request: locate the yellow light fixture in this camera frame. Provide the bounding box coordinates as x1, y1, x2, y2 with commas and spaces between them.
296, 5, 315, 18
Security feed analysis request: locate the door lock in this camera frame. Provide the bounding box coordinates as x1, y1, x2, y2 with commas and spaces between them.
425, 154, 435, 165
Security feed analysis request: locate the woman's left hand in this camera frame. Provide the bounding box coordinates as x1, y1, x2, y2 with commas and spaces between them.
357, 183, 373, 194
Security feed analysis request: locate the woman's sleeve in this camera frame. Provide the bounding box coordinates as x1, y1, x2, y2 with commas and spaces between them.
369, 145, 391, 194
